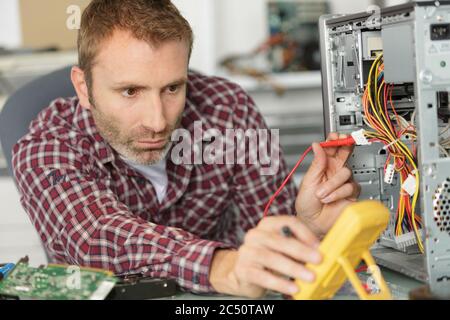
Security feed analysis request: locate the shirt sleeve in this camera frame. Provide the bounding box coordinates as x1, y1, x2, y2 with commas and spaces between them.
230, 87, 299, 232
12, 138, 232, 293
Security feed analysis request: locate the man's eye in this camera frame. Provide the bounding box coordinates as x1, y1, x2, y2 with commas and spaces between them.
167, 85, 179, 94
122, 88, 138, 98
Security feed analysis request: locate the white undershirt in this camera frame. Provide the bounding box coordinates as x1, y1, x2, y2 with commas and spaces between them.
121, 157, 168, 204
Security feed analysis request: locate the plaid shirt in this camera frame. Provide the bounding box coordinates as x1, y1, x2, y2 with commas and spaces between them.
12, 71, 297, 293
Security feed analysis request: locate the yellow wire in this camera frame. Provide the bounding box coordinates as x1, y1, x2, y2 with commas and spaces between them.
403, 153, 424, 252
366, 57, 396, 142
363, 54, 424, 253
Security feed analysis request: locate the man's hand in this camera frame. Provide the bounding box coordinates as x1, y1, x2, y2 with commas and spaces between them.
296, 132, 361, 238
209, 216, 322, 298
209, 133, 359, 298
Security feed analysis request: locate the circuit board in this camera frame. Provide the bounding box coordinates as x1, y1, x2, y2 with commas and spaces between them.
0, 257, 117, 300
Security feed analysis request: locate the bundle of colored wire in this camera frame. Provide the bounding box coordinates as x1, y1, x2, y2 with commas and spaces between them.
263, 54, 424, 253
362, 54, 424, 253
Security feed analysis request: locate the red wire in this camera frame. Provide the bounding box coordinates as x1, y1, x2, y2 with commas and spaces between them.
263, 137, 356, 218
355, 265, 368, 273
263, 146, 313, 218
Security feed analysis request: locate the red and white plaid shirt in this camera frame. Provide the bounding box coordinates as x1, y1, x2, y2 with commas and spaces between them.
12, 71, 297, 293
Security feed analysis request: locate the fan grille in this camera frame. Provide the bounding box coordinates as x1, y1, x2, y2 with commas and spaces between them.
433, 178, 450, 235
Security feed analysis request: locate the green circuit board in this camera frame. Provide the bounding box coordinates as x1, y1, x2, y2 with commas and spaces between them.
0, 257, 117, 300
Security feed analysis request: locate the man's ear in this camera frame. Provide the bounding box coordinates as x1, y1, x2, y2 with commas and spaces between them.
71, 66, 92, 110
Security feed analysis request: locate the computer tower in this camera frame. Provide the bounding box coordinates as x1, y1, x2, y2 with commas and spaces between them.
319, 0, 450, 298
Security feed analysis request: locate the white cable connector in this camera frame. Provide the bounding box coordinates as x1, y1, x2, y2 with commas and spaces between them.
402, 174, 417, 196
394, 230, 422, 249
384, 164, 395, 184
351, 129, 371, 146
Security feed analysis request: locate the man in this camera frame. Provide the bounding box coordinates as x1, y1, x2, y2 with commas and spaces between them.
12, 0, 359, 298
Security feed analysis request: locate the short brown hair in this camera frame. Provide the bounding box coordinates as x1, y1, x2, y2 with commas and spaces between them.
78, 0, 193, 88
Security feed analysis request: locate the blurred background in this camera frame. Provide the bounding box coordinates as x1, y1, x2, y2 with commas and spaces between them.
0, 0, 408, 265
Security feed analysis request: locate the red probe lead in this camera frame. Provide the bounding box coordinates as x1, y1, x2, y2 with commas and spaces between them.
319, 136, 355, 148
263, 135, 357, 218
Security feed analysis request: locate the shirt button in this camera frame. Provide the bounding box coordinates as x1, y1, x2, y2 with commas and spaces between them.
193, 275, 200, 284
137, 178, 146, 186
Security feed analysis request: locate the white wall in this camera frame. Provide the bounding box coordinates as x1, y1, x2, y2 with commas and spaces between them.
0, 0, 21, 49
215, 0, 268, 64
331, 0, 374, 14
171, 0, 218, 75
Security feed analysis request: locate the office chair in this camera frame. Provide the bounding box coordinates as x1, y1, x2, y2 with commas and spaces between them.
0, 66, 75, 181
0, 66, 75, 264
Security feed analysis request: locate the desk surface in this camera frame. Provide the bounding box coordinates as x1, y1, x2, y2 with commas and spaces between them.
160, 267, 423, 300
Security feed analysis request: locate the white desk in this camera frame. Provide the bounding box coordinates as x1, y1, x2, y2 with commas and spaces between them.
159, 267, 423, 300
0, 177, 48, 266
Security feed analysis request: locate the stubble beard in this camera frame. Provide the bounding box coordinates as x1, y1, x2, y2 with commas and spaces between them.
89, 97, 181, 166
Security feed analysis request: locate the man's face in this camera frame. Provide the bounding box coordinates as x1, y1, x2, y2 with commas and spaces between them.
86, 30, 189, 165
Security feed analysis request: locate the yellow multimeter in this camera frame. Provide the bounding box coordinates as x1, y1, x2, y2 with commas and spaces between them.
293, 200, 392, 300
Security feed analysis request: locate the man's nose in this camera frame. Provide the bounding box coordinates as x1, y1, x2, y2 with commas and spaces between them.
140, 95, 167, 133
